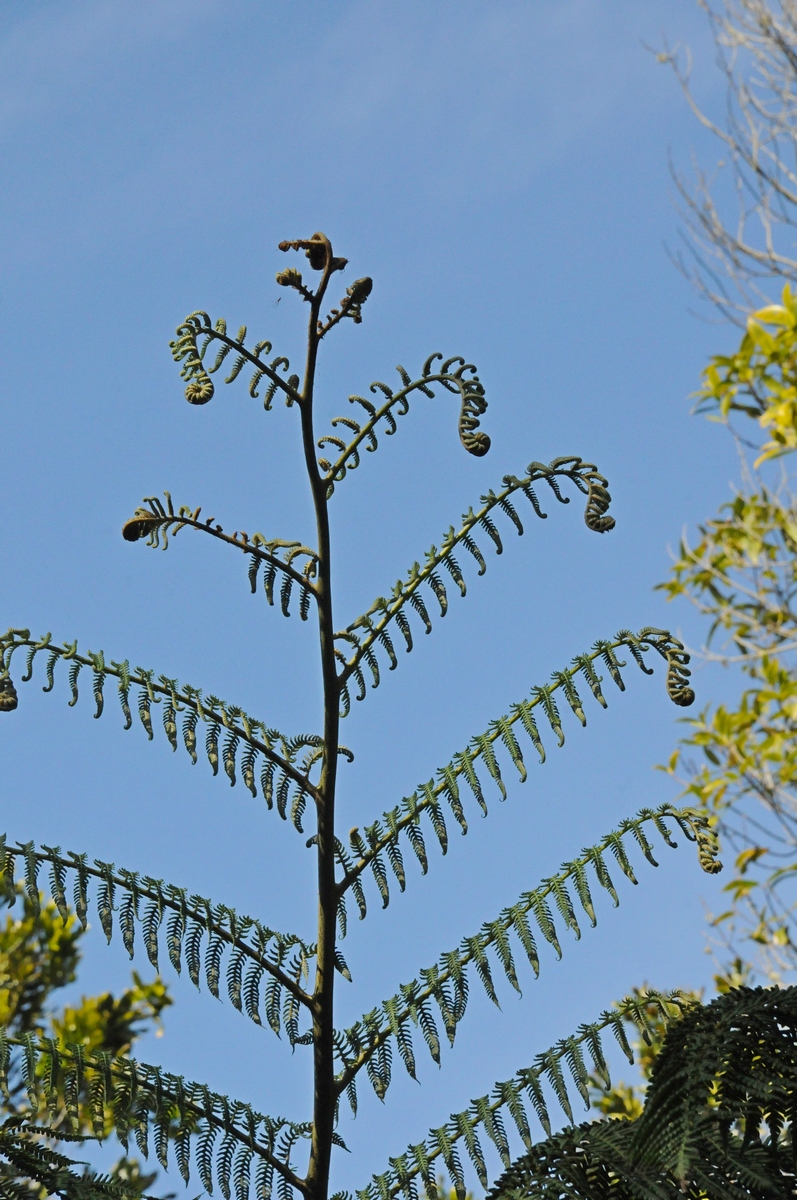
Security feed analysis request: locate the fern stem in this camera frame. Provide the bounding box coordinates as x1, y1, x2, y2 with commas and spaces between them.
294, 237, 344, 1200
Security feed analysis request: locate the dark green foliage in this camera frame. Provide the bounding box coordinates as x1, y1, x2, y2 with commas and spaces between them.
487, 986, 797, 1200
0, 1117, 157, 1200
0, 1039, 317, 1198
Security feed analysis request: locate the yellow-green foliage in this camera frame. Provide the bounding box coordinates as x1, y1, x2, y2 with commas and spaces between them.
661, 293, 797, 978
0, 888, 171, 1193
697, 285, 797, 465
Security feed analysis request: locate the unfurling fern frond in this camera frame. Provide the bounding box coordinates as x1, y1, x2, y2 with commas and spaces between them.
122, 495, 318, 618
0, 836, 361, 1038
354, 989, 693, 1200
317, 355, 491, 497
0, 629, 325, 828
337, 628, 694, 910
170, 311, 301, 410
334, 806, 719, 1097
317, 276, 374, 339
0, 1035, 313, 1199
337, 458, 616, 701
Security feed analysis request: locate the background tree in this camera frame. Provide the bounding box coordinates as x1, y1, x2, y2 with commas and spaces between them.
661, 291, 797, 979
0, 233, 721, 1200
0, 886, 171, 1196
667, 0, 797, 321
620, 0, 797, 982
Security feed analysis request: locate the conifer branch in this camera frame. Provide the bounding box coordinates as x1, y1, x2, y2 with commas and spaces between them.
0, 630, 323, 824
170, 312, 302, 409
335, 458, 614, 703
333, 806, 719, 1100
122, 494, 319, 617
317, 355, 491, 497
336, 629, 695, 910
0, 837, 329, 1027
0, 1034, 314, 1196
354, 989, 695, 1200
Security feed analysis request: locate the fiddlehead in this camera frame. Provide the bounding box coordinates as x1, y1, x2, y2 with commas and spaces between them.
317, 276, 374, 339
317, 355, 490, 498
122, 494, 319, 619
0, 1035, 319, 1199
0, 629, 335, 830
335, 628, 694, 911
0, 837, 358, 1045
354, 989, 695, 1200
170, 312, 301, 410
335, 458, 615, 711
333, 805, 719, 1101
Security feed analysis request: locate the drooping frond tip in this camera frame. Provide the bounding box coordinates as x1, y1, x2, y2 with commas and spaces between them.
334, 456, 616, 715
317, 355, 490, 499
121, 493, 319, 619
487, 986, 797, 1200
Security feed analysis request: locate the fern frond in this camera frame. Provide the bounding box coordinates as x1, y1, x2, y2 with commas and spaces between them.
0, 630, 323, 825
317, 356, 491, 497
0, 837, 355, 1036
122, 497, 319, 618
633, 984, 797, 1182
489, 986, 797, 1200
338, 628, 695, 909
0, 1035, 312, 1197
170, 311, 301, 410
355, 989, 693, 1199
337, 458, 617, 699
334, 806, 720, 1095
0, 1119, 151, 1200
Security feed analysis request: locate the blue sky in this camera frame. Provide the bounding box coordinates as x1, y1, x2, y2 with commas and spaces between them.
0, 1, 755, 1194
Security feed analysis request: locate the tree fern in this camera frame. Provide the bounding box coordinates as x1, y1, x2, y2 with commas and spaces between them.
1, 232, 721, 1200
487, 986, 797, 1198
